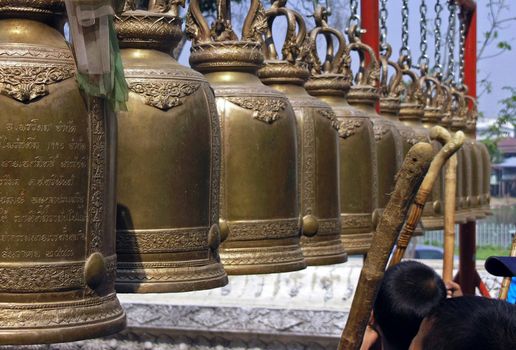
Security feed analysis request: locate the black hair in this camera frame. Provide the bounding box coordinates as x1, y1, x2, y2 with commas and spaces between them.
422, 296, 516, 350
373, 261, 447, 350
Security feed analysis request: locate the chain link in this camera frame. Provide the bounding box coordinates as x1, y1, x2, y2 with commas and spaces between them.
348, 0, 361, 36
445, 1, 457, 84
399, 0, 411, 64
379, 0, 388, 54
458, 18, 466, 88
433, 0, 443, 75
418, 0, 429, 69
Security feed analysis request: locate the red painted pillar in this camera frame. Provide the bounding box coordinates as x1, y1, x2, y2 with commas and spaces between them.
459, 3, 477, 296
361, 0, 380, 113
360, 0, 380, 60
464, 7, 477, 100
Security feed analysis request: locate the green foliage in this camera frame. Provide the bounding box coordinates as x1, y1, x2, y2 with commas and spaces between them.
481, 138, 503, 163
481, 87, 516, 162
485, 87, 516, 137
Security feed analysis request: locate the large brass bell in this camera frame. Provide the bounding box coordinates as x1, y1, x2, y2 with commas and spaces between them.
305, 11, 378, 255
258, 2, 346, 265
464, 95, 487, 220
114, 2, 227, 292
449, 89, 474, 223
346, 30, 403, 227
379, 48, 418, 165
379, 48, 425, 236
397, 62, 445, 231
468, 98, 492, 216
0, 1, 125, 344
186, 0, 305, 274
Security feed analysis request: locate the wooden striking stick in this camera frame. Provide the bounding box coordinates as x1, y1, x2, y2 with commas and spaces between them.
338, 142, 434, 350
499, 234, 516, 300
431, 126, 457, 281
389, 129, 465, 267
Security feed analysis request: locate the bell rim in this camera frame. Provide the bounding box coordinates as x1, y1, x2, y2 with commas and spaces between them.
221, 260, 307, 275
115, 259, 228, 293
0, 299, 126, 345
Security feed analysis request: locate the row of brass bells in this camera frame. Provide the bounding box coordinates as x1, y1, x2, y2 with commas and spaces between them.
186, 0, 306, 274
304, 13, 378, 254
258, 2, 347, 265
397, 61, 445, 231
0, 1, 125, 344
114, 2, 228, 292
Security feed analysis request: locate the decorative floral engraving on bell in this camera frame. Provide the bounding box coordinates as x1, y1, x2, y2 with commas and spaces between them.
450, 88, 474, 222
304, 10, 377, 255
114, 2, 227, 292
346, 31, 403, 231
185, 0, 305, 274
464, 95, 487, 220
257, 2, 346, 266
0, 1, 125, 344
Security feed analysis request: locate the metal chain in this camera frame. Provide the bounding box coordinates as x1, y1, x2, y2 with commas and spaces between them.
445, 1, 457, 84
433, 0, 443, 75
379, 0, 388, 53
348, 0, 361, 35
399, 0, 411, 65
458, 18, 466, 88
418, 0, 429, 70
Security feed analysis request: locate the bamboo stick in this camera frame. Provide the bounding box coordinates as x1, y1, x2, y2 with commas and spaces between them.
389, 128, 465, 267
338, 142, 434, 350
431, 127, 457, 281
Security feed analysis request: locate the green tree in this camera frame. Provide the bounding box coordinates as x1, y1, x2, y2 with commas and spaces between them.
476, 0, 516, 161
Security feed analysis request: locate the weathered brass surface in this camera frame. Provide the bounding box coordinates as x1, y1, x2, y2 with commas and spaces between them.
0, 2, 125, 344
114, 3, 227, 292
449, 89, 475, 222
464, 95, 486, 220
347, 35, 403, 223
305, 13, 378, 255
257, 3, 346, 266
186, 0, 305, 274
397, 65, 446, 230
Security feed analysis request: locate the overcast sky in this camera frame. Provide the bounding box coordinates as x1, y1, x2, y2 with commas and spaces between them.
178, 1, 516, 120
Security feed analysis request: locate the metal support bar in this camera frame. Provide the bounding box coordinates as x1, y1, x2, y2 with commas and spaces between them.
360, 0, 379, 60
